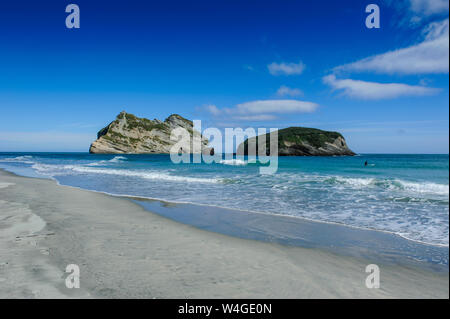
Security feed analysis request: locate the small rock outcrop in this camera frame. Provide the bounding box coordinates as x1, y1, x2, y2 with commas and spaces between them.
237, 127, 355, 156
89, 111, 211, 154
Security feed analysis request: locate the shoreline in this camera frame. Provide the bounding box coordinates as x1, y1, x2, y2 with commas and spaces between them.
132, 199, 449, 271
0, 164, 447, 270
1, 162, 448, 250
0, 169, 448, 298
53, 185, 450, 249
1, 163, 448, 270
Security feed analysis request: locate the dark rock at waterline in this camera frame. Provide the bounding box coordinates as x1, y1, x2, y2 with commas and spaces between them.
237, 127, 355, 156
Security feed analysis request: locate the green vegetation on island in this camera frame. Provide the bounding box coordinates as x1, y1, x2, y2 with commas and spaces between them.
238, 126, 355, 156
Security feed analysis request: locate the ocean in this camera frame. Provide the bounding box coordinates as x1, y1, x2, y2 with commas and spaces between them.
0, 153, 448, 249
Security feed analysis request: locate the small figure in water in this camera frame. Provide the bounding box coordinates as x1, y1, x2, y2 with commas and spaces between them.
364, 160, 368, 167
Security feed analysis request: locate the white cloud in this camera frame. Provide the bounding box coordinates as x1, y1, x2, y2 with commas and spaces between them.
409, 0, 449, 16
203, 104, 221, 116
234, 100, 317, 114
390, 0, 450, 24
334, 19, 449, 74
276, 85, 303, 97
323, 74, 440, 99
422, 18, 449, 40
268, 61, 305, 75
232, 114, 278, 121
202, 99, 319, 121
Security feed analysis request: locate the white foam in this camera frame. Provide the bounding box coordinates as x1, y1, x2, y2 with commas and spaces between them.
31, 163, 219, 184
109, 156, 127, 163
219, 159, 247, 166
86, 156, 127, 166
333, 176, 376, 187
399, 180, 449, 196
0, 156, 34, 164
330, 176, 448, 196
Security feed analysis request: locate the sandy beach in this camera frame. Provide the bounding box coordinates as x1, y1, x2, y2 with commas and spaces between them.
0, 169, 448, 298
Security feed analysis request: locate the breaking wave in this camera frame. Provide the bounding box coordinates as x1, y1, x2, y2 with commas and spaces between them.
326, 176, 448, 196
0, 155, 34, 164
219, 159, 247, 166
31, 163, 219, 184
86, 156, 128, 166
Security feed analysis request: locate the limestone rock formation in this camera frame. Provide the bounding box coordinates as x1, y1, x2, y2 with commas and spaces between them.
89, 111, 211, 154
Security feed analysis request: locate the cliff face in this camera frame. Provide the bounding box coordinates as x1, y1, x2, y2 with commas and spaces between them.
237, 127, 355, 156
89, 111, 210, 154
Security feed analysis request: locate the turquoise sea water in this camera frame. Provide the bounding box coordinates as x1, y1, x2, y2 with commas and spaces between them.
0, 153, 448, 247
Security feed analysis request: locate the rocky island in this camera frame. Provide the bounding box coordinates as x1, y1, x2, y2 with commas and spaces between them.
89, 111, 211, 154
237, 127, 355, 156
90, 112, 354, 156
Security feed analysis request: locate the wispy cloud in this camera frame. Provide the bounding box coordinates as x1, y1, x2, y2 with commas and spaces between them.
386, 0, 449, 25
232, 114, 278, 121
234, 100, 317, 114
276, 85, 303, 97
268, 61, 305, 76
323, 74, 440, 99
203, 104, 222, 116
200, 99, 318, 121
334, 19, 449, 74
422, 18, 449, 39
409, 0, 449, 16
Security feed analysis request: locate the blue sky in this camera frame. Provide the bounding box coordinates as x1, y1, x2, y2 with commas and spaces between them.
0, 0, 448, 153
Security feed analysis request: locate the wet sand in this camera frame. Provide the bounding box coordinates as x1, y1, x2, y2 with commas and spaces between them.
0, 169, 448, 298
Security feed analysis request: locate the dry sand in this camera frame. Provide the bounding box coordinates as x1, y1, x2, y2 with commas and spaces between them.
0, 169, 448, 298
